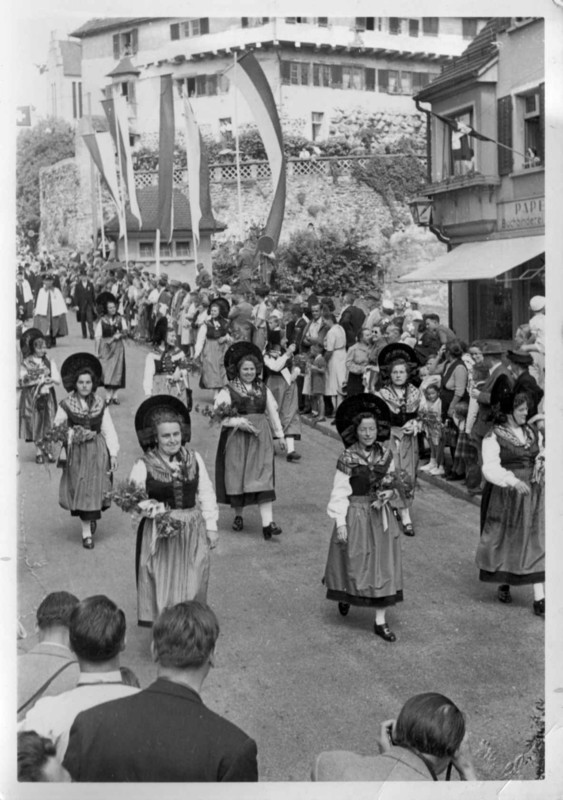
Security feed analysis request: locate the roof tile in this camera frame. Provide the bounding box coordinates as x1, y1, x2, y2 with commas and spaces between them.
105, 187, 224, 233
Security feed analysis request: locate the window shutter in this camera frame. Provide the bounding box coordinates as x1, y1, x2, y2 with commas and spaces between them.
128, 81, 136, 104
280, 61, 291, 85
208, 75, 218, 95
365, 68, 375, 91
355, 17, 366, 31
170, 23, 180, 40
241, 17, 249, 28
78, 83, 83, 118
378, 69, 389, 92
113, 34, 120, 59
200, 18, 209, 34
131, 28, 138, 55
317, 17, 328, 26
497, 95, 513, 175
537, 82, 545, 165
426, 114, 432, 181
331, 65, 343, 88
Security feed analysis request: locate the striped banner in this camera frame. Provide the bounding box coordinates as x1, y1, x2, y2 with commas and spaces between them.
82, 130, 124, 237
102, 93, 142, 228
226, 51, 286, 247
157, 75, 175, 243
182, 95, 214, 247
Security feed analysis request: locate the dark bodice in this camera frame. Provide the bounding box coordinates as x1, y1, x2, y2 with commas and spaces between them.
349, 465, 375, 496
101, 316, 122, 338
60, 396, 104, 432
154, 349, 184, 375
145, 461, 199, 509
495, 425, 540, 477
227, 383, 267, 414
206, 318, 229, 340
388, 408, 418, 427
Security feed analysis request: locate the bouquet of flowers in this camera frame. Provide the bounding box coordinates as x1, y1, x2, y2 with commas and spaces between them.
36, 422, 71, 460
532, 451, 545, 486
368, 465, 415, 504
195, 402, 239, 427
106, 480, 183, 540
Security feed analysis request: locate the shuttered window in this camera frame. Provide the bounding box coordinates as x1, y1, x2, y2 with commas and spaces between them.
378, 69, 389, 92
497, 95, 513, 175
113, 34, 120, 59
281, 61, 291, 85
537, 82, 545, 165
365, 68, 376, 91
170, 23, 180, 39
331, 65, 343, 89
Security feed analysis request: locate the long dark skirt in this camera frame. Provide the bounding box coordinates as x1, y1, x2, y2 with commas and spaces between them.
215, 414, 276, 508
59, 435, 112, 521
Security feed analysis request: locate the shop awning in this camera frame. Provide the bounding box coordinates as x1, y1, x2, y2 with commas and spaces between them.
398, 236, 545, 282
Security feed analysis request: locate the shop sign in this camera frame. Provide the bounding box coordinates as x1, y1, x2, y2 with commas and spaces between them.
498, 197, 544, 231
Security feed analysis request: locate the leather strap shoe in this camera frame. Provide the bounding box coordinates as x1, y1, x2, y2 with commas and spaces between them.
263, 522, 282, 539
82, 536, 94, 550
374, 623, 396, 642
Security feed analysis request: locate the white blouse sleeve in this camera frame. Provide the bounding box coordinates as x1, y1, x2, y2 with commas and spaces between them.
53, 404, 68, 426
94, 320, 103, 341
265, 387, 284, 438
49, 359, 61, 385
327, 469, 353, 527
195, 452, 219, 532
129, 459, 147, 487
482, 434, 519, 487
263, 352, 290, 373
143, 354, 156, 397
193, 323, 207, 358
101, 408, 119, 457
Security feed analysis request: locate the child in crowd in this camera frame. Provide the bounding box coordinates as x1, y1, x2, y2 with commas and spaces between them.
418, 383, 443, 474
309, 342, 327, 421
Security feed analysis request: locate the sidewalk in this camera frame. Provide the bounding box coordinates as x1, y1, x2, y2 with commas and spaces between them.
299, 413, 481, 508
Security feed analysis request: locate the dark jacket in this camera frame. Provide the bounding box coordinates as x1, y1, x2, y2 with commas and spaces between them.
63, 678, 258, 782
72, 280, 97, 314
339, 305, 366, 348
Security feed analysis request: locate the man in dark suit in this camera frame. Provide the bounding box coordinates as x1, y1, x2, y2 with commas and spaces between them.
467, 342, 513, 495
506, 350, 543, 418
72, 270, 97, 339
338, 290, 366, 349
63, 601, 258, 782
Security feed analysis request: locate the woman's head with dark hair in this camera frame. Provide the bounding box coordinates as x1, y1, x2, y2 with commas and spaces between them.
73, 366, 99, 393
153, 601, 220, 669
18, 731, 70, 782
393, 692, 466, 760
149, 408, 190, 447
69, 595, 126, 664
446, 340, 464, 360
237, 354, 262, 382
342, 410, 390, 446
36, 591, 79, 632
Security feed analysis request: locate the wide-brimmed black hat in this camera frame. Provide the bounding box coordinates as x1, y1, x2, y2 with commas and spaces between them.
506, 349, 534, 367
96, 291, 117, 312
377, 343, 418, 369
490, 373, 514, 416
20, 327, 46, 355
335, 393, 391, 444
208, 296, 230, 318
224, 342, 264, 380
61, 352, 102, 393
153, 317, 169, 346
135, 395, 191, 451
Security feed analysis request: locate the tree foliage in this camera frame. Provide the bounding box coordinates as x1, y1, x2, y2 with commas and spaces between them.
276, 227, 381, 296
16, 117, 75, 247
352, 137, 427, 210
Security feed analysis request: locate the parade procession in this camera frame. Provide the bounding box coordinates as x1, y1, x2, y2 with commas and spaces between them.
12, 14, 558, 792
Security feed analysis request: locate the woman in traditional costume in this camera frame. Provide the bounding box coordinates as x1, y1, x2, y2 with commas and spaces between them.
55, 353, 118, 550
193, 297, 232, 393
214, 342, 285, 539
323, 394, 405, 642
94, 292, 127, 405
130, 395, 218, 627
475, 376, 545, 616
263, 331, 302, 462
142, 317, 192, 408
18, 328, 60, 463
376, 344, 421, 537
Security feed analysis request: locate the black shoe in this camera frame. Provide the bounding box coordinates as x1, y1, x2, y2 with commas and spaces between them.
497, 584, 512, 604
374, 623, 396, 642
533, 599, 545, 616
90, 521, 97, 536
232, 515, 244, 532
112, 398, 120, 405
445, 473, 464, 482
35, 454, 45, 464
82, 536, 94, 550
263, 522, 282, 539
338, 602, 350, 616
403, 524, 415, 537
286, 452, 301, 462
46, 453, 56, 463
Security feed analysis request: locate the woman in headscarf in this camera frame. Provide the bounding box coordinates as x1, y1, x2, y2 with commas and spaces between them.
214, 342, 285, 539
376, 344, 421, 537
130, 396, 218, 627
94, 292, 127, 405
18, 328, 60, 464
55, 353, 118, 549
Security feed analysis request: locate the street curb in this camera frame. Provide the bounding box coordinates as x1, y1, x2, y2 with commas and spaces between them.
299, 414, 481, 507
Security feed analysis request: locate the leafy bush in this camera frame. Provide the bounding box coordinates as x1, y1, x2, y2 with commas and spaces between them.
477, 698, 544, 780
16, 117, 75, 248
352, 137, 426, 205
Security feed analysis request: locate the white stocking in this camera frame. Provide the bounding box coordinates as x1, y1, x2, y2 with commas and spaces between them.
259, 502, 273, 527
285, 436, 295, 454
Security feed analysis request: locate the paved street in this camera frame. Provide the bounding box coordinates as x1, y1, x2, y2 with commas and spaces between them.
17, 320, 543, 781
